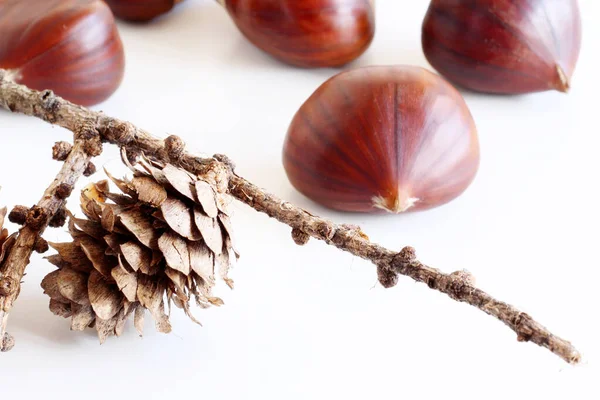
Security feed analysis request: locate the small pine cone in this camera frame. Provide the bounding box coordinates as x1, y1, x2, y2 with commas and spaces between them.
41, 157, 238, 343
0, 207, 18, 274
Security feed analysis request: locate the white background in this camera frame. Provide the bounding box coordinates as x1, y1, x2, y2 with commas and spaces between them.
1, 1, 599, 398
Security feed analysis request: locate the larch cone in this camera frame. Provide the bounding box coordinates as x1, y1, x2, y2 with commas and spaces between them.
41, 157, 237, 342
283, 66, 480, 214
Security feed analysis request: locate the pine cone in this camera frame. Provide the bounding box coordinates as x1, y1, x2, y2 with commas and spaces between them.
41, 157, 237, 343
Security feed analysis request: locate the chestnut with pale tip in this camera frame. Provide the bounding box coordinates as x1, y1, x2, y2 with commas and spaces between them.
283, 66, 480, 214
104, 0, 184, 22
218, 0, 375, 68
422, 0, 582, 94
0, 0, 125, 106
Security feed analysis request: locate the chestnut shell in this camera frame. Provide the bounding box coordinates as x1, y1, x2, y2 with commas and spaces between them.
0, 0, 125, 106
422, 0, 582, 94
283, 66, 480, 213
223, 0, 375, 68
104, 0, 179, 22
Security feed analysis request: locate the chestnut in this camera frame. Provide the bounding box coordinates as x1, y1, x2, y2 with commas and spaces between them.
422, 0, 582, 94
218, 0, 376, 68
283, 66, 480, 214
0, 0, 125, 106
104, 0, 183, 22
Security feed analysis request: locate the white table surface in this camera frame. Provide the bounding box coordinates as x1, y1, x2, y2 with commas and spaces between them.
1, 1, 598, 398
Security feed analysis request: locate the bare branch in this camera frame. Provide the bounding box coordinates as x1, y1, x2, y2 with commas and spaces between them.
0, 70, 581, 363
0, 137, 94, 350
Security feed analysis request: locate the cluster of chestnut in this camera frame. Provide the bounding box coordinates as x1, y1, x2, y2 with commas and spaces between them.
0, 0, 581, 214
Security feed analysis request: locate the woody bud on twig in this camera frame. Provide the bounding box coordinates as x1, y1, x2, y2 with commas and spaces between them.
52, 141, 72, 161
8, 206, 28, 226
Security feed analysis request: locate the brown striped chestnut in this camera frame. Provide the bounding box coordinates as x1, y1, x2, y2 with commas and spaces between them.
283, 66, 480, 214
218, 0, 375, 68
0, 0, 125, 106
422, 0, 582, 94
104, 0, 183, 22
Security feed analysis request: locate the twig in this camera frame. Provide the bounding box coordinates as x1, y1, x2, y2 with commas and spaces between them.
0, 128, 98, 351
0, 70, 581, 363
228, 177, 581, 363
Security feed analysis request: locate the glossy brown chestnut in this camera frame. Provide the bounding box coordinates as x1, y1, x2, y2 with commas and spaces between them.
104, 0, 183, 22
422, 0, 582, 94
220, 0, 375, 68
283, 66, 480, 214
0, 0, 125, 106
